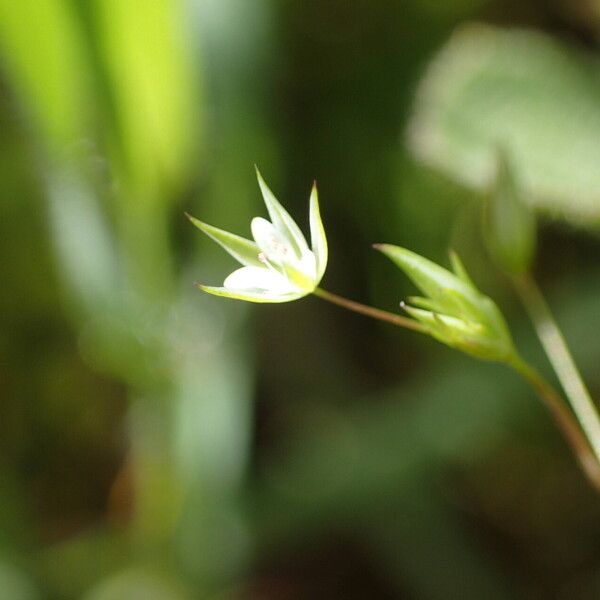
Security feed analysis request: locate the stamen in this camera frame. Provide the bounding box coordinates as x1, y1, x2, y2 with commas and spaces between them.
258, 250, 289, 281
268, 235, 290, 259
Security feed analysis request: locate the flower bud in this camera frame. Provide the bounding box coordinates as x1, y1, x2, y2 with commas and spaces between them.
484, 152, 536, 276
375, 244, 517, 363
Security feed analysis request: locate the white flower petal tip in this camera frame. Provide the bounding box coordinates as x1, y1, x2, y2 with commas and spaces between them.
189, 169, 328, 303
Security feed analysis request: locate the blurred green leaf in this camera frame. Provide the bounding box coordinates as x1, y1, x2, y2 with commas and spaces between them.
0, 561, 39, 600
409, 24, 600, 226
364, 475, 512, 600
42, 533, 131, 599
84, 568, 190, 600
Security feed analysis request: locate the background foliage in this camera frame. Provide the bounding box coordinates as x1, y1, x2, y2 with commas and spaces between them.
2, 0, 600, 598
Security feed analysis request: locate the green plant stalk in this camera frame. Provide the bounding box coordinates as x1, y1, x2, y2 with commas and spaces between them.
314, 285, 600, 491
313, 287, 427, 332
512, 275, 600, 468
509, 355, 600, 492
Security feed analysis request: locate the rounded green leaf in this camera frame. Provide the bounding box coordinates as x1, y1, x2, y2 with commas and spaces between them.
409, 24, 600, 226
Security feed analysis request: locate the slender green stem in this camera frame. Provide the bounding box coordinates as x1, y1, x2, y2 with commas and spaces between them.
313, 287, 427, 332
509, 355, 600, 492
512, 274, 600, 466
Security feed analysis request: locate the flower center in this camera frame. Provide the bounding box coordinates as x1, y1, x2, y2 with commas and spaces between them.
266, 235, 290, 260
258, 235, 294, 270
258, 249, 287, 279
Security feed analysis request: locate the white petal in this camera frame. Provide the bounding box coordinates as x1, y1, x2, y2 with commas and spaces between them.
251, 217, 294, 263
224, 266, 295, 294
299, 250, 317, 281
198, 284, 303, 303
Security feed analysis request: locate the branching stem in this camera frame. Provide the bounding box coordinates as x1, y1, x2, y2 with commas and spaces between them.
509, 355, 600, 492
314, 282, 600, 493
512, 275, 600, 468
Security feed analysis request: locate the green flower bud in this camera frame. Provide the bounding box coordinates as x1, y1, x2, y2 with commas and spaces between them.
484, 152, 536, 276
375, 244, 517, 363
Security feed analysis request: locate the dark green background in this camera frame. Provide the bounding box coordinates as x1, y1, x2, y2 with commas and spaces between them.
2, 1, 600, 598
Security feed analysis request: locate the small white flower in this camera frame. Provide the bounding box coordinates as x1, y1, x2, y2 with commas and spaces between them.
188, 168, 327, 303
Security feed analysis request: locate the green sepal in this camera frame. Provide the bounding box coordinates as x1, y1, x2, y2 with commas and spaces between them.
375, 244, 480, 320
186, 213, 263, 268
449, 250, 475, 287
406, 296, 446, 313
309, 182, 328, 281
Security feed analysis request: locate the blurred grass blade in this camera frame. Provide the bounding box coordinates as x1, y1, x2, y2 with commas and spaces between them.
93, 0, 198, 198
47, 170, 118, 308
0, 0, 90, 151
0, 1, 118, 307
409, 24, 600, 227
